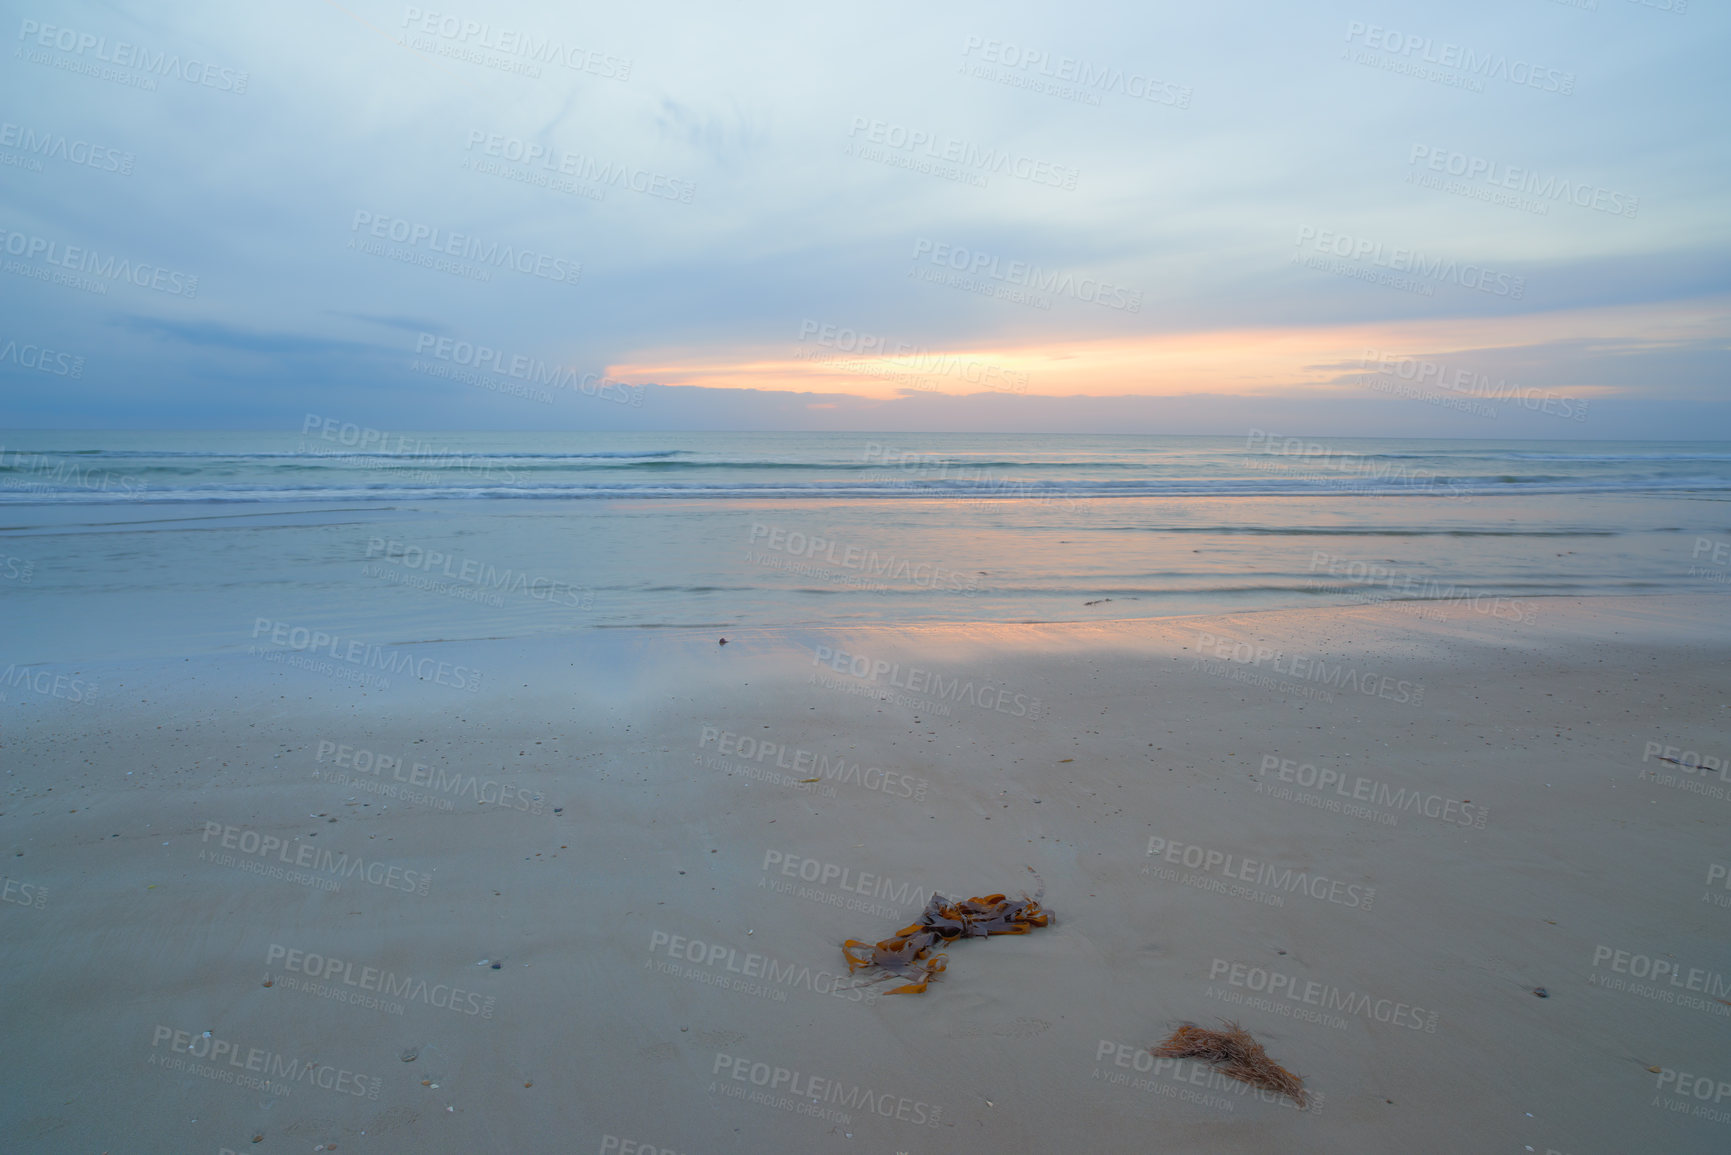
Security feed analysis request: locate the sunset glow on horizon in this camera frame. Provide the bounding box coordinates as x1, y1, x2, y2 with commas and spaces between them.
611, 294, 1729, 403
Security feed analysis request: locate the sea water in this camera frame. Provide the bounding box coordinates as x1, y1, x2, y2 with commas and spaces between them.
1, 431, 1727, 663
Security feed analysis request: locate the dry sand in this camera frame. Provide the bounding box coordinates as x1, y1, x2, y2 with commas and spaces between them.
2, 594, 1728, 1153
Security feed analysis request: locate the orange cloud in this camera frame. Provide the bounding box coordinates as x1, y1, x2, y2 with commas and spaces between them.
608, 296, 1730, 400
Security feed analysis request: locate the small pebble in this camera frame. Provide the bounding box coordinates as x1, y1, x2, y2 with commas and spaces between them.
1533, 987, 1548, 998
400, 1047, 419, 1062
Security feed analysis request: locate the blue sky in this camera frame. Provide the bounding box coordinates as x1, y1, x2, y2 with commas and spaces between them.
1, 0, 1726, 435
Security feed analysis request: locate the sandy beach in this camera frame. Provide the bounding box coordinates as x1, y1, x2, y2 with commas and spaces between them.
3, 593, 1727, 1153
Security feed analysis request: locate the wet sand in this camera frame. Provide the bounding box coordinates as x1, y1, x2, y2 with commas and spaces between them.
2, 594, 1728, 1153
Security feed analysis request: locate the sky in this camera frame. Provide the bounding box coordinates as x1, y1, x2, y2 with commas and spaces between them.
0, 0, 1727, 436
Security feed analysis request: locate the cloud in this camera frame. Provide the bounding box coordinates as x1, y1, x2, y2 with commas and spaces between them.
2, 0, 1726, 434
113, 317, 389, 358
330, 311, 457, 336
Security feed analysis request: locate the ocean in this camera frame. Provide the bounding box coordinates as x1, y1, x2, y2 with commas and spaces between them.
2, 431, 1728, 663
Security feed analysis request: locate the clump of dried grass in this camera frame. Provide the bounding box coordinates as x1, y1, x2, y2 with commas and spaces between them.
1151, 1021, 1308, 1108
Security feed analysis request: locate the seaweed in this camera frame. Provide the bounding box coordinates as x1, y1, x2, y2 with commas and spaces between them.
842, 868, 1051, 995
1151, 1021, 1308, 1108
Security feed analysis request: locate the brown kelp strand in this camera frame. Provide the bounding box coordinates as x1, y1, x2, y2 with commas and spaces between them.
842, 872, 1051, 995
